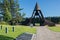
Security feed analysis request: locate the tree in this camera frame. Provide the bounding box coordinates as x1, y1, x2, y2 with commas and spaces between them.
11, 0, 25, 24
0, 0, 25, 25
15, 12, 26, 23
4, 8, 12, 22
3, 0, 12, 22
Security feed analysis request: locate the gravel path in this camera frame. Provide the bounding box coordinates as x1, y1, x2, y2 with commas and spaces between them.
32, 26, 60, 40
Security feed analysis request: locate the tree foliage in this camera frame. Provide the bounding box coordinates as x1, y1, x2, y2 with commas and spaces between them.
4, 8, 12, 22
0, 0, 25, 24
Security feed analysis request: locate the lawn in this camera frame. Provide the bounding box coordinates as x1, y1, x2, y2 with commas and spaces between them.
35, 23, 40, 26
0, 25, 36, 40
48, 26, 60, 32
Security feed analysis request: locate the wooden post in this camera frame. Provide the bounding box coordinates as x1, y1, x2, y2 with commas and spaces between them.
5, 27, 8, 33
12, 27, 14, 32
1, 25, 2, 30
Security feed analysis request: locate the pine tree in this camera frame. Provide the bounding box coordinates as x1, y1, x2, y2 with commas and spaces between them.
3, 0, 12, 22
10, 0, 25, 24
0, 0, 25, 24
0, 0, 12, 22
4, 8, 12, 22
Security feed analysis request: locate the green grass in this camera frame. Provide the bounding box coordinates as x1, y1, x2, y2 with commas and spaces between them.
0, 25, 36, 40
35, 23, 40, 26
48, 26, 60, 32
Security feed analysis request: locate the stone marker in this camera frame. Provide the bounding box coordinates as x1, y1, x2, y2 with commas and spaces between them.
16, 33, 33, 40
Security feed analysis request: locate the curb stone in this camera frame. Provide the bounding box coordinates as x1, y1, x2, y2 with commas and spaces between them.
31, 34, 36, 40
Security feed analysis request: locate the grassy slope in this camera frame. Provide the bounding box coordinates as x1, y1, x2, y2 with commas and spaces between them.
0, 25, 36, 40
48, 26, 60, 32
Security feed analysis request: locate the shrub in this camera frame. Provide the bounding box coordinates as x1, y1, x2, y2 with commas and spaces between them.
0, 21, 9, 25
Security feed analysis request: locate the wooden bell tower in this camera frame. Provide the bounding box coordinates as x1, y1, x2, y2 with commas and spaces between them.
30, 2, 45, 26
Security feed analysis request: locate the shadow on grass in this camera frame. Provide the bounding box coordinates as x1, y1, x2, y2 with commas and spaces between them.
0, 35, 15, 40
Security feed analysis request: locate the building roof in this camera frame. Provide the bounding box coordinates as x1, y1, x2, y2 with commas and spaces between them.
34, 2, 40, 11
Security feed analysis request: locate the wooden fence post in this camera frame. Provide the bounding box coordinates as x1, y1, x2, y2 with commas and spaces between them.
5, 27, 8, 33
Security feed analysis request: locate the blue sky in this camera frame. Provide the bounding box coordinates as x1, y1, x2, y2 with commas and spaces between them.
18, 0, 60, 18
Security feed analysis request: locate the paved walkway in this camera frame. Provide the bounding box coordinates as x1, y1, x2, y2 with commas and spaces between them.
32, 26, 60, 40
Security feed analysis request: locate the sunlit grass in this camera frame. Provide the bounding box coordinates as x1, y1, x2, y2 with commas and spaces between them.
48, 26, 60, 32
0, 25, 36, 40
